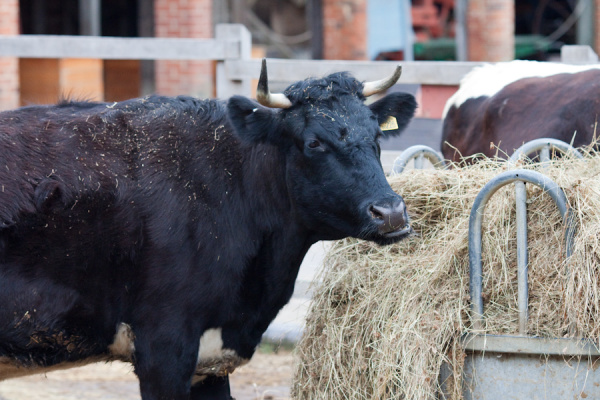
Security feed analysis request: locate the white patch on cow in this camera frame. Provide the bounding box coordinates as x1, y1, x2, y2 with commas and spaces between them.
1, 325, 249, 385
108, 322, 135, 360
191, 328, 249, 384
0, 323, 135, 381
442, 61, 600, 118
198, 328, 224, 361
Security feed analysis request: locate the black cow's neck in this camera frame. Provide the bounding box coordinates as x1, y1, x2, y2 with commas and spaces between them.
221, 142, 315, 357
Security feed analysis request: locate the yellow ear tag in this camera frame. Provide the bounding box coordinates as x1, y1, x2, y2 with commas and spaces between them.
380, 116, 398, 131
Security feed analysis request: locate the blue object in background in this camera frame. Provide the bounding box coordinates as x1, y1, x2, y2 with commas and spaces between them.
367, 0, 413, 60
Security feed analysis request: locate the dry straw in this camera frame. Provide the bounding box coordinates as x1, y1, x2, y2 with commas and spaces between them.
292, 148, 600, 399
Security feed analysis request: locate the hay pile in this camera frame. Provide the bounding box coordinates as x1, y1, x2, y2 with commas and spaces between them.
292, 152, 600, 400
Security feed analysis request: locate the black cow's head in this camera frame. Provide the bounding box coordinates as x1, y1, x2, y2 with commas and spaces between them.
227, 60, 416, 245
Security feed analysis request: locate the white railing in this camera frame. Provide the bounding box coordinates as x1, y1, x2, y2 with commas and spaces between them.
0, 24, 597, 100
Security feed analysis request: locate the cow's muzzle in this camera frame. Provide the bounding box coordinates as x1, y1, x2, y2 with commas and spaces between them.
369, 199, 411, 238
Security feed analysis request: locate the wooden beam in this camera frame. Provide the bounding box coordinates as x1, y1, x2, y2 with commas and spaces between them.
0, 35, 239, 60
223, 59, 483, 86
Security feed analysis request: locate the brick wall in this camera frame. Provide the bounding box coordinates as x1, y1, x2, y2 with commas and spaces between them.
466, 0, 486, 61
20, 58, 104, 105
0, 0, 20, 110
154, 0, 213, 98
322, 0, 367, 60
467, 0, 514, 61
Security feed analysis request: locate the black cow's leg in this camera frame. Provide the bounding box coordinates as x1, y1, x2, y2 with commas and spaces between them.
135, 350, 198, 400
133, 328, 200, 400
190, 375, 233, 400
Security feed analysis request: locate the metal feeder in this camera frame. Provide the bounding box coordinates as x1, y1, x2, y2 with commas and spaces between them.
441, 169, 600, 400
392, 145, 446, 174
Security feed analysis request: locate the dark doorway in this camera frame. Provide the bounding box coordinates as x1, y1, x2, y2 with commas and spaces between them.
20, 0, 80, 35
102, 0, 139, 37
18, 0, 150, 103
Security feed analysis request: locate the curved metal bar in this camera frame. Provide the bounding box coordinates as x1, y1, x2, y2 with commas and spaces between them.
392, 145, 446, 174
505, 139, 581, 331
468, 169, 575, 331
515, 180, 528, 334
508, 138, 584, 164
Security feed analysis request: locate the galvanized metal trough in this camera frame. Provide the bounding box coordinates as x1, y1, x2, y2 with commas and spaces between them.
440, 167, 600, 400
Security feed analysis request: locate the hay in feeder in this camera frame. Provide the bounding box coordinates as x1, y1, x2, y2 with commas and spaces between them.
292, 150, 600, 400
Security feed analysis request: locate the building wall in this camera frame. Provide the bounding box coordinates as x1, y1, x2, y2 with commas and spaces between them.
467, 0, 514, 61
0, 0, 20, 110
322, 0, 368, 60
484, 0, 514, 61
154, 0, 213, 98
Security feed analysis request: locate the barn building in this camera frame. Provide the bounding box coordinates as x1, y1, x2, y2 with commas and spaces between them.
1, 0, 600, 120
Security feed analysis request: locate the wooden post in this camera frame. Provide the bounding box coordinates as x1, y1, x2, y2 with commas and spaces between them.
215, 24, 252, 99
308, 0, 323, 59
138, 0, 155, 96
455, 0, 468, 61
561, 45, 599, 64
79, 0, 101, 36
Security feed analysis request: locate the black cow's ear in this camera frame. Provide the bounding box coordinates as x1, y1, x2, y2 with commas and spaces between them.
368, 92, 417, 137
227, 95, 281, 144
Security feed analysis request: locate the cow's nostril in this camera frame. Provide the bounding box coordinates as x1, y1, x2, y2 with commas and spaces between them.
369, 202, 407, 235
369, 205, 385, 221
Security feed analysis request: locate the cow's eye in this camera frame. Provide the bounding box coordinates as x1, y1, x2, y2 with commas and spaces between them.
308, 139, 321, 149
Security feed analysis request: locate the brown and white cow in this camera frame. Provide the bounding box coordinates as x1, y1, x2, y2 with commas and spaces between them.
441, 60, 600, 162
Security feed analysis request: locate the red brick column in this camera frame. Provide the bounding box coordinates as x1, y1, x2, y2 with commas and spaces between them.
322, 0, 367, 60
485, 0, 514, 61
0, 0, 20, 110
467, 0, 487, 61
154, 0, 213, 98
467, 0, 514, 61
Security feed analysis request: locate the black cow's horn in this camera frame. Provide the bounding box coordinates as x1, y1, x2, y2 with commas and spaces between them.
362, 65, 402, 97
256, 59, 293, 109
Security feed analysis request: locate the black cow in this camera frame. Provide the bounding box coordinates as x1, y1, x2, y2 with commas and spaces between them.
0, 60, 416, 399
441, 60, 600, 162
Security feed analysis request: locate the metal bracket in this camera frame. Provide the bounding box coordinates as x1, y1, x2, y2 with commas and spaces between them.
468, 169, 576, 332
392, 145, 446, 174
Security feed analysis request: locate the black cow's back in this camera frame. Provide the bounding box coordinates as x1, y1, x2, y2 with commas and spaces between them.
0, 95, 242, 368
